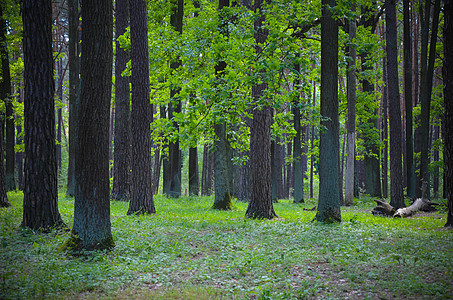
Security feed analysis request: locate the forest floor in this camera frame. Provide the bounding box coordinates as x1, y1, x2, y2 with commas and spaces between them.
0, 192, 452, 299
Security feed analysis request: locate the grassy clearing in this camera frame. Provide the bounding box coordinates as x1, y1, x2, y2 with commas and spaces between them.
0, 191, 452, 299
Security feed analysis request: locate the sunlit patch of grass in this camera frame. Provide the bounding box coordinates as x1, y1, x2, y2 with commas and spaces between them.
1, 191, 452, 299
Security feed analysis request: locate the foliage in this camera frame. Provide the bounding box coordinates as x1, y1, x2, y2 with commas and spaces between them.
1, 192, 452, 299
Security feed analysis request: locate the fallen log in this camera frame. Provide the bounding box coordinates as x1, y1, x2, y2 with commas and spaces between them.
372, 198, 438, 218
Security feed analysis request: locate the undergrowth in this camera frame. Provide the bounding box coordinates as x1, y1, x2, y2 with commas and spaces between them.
0, 191, 451, 299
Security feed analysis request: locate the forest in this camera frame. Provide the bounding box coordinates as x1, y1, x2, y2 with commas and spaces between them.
0, 0, 452, 298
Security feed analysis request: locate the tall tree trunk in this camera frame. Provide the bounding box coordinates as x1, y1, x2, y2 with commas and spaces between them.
56, 59, 63, 175
419, 0, 441, 199
166, 0, 184, 198
0, 116, 10, 207
188, 146, 199, 196
386, 0, 404, 209
293, 100, 304, 203
310, 81, 316, 199
345, 5, 356, 206
444, 0, 453, 227
245, 0, 276, 219
66, 0, 79, 197
381, 55, 389, 199
111, 0, 131, 202
0, 4, 9, 206
403, 0, 415, 199
0, 5, 15, 192
128, 0, 155, 214
22, 0, 64, 229
316, 0, 341, 223
72, 0, 113, 249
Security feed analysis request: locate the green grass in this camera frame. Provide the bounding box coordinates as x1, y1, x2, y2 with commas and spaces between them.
1, 191, 452, 299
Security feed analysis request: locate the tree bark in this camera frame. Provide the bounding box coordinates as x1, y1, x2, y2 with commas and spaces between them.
293, 100, 304, 203
22, 0, 64, 229
111, 0, 131, 202
245, 0, 276, 219
386, 0, 405, 209
72, 0, 114, 249
66, 0, 79, 197
0, 4, 15, 192
188, 146, 199, 196
128, 0, 155, 214
315, 0, 341, 223
419, 0, 440, 199
403, 0, 415, 199
444, 0, 453, 227
345, 5, 356, 206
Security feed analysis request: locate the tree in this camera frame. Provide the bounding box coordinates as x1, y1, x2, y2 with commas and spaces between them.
111, 0, 131, 202
0, 114, 10, 207
71, 0, 114, 249
213, 0, 233, 210
385, 0, 404, 209
21, 0, 64, 229
444, 0, 453, 227
66, 0, 79, 197
403, 0, 415, 199
293, 93, 304, 204
315, 0, 341, 223
245, 0, 276, 220
166, 0, 184, 199
128, 0, 155, 214
418, 0, 441, 199
0, 3, 14, 192
345, 3, 357, 206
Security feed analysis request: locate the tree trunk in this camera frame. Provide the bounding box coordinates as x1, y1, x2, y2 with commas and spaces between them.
386, 0, 405, 209
245, 0, 276, 219
316, 0, 341, 223
188, 146, 199, 196
419, 0, 441, 199
443, 0, 453, 227
345, 5, 356, 206
0, 116, 10, 207
213, 122, 232, 209
22, 0, 64, 230
310, 81, 316, 199
111, 0, 131, 202
0, 5, 15, 192
293, 101, 304, 203
71, 0, 114, 249
66, 0, 79, 197
403, 0, 415, 199
128, 0, 155, 214
166, 0, 184, 199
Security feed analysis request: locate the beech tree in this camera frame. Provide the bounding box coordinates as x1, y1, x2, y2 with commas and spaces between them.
315, 0, 341, 223
21, 0, 64, 230
71, 0, 114, 249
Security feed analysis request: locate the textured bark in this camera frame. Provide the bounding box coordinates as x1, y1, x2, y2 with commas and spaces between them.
403, 0, 415, 199
345, 5, 356, 206
0, 5, 15, 192
0, 116, 10, 207
293, 101, 304, 203
381, 55, 389, 199
66, 0, 79, 197
188, 146, 199, 196
166, 0, 184, 199
22, 0, 64, 229
444, 0, 453, 227
419, 0, 440, 199
56, 59, 63, 174
111, 0, 131, 202
386, 0, 404, 209
128, 0, 155, 214
245, 0, 276, 219
310, 82, 316, 199
213, 0, 232, 209
316, 0, 341, 223
72, 0, 114, 249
